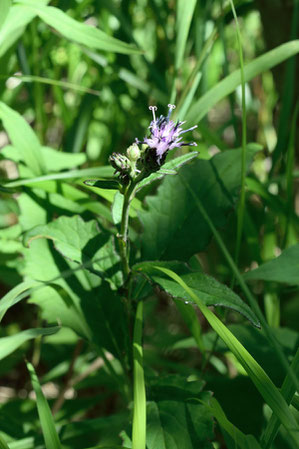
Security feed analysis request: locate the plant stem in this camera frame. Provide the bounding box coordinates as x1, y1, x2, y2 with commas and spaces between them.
132, 300, 146, 449
118, 181, 136, 281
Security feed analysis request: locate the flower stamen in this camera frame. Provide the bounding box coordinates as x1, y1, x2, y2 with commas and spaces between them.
149, 106, 157, 127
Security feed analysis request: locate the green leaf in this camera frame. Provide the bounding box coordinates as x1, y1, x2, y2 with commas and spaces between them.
134, 261, 260, 327
0, 0, 11, 30
24, 215, 122, 289
22, 228, 127, 357
205, 398, 263, 449
26, 361, 62, 449
16, 0, 140, 55
243, 244, 299, 285
84, 179, 120, 190
1, 145, 86, 172
139, 146, 257, 261
155, 266, 299, 444
4, 166, 114, 188
0, 280, 40, 322
175, 0, 197, 70
0, 435, 10, 449
0, 1, 50, 57
147, 375, 214, 449
136, 151, 198, 192
0, 102, 45, 176
0, 326, 60, 360
186, 40, 299, 123
112, 191, 124, 225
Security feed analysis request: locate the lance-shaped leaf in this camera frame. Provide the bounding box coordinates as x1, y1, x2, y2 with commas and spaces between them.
136, 151, 198, 192
84, 179, 121, 190
16, 0, 140, 55
134, 261, 260, 327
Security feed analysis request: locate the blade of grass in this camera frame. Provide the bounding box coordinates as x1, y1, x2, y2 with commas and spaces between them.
283, 101, 299, 248
171, 0, 197, 103
26, 361, 62, 449
229, 0, 247, 272
261, 347, 299, 449
0, 435, 10, 449
132, 300, 146, 449
270, 0, 299, 175
0, 327, 60, 360
204, 397, 263, 449
1, 74, 101, 97
153, 266, 299, 444
0, 0, 11, 29
186, 40, 299, 124
3, 166, 114, 188
16, 0, 140, 55
179, 173, 299, 394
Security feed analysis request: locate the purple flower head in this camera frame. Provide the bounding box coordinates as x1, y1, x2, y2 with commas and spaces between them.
142, 104, 197, 166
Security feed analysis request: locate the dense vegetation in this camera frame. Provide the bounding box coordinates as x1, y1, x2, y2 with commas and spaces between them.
0, 1, 298, 448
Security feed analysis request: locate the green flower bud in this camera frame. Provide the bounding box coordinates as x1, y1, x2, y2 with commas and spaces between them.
126, 143, 141, 162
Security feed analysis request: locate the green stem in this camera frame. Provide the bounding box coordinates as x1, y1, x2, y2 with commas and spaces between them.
132, 300, 146, 449
229, 0, 247, 274
118, 181, 136, 281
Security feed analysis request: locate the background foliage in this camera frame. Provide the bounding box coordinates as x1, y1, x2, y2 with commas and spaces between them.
0, 1, 298, 448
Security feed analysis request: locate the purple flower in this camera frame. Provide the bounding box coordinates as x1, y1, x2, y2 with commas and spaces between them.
141, 104, 197, 165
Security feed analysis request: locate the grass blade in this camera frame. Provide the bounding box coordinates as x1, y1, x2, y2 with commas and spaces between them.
0, 0, 11, 30
132, 300, 146, 449
16, 0, 140, 55
26, 361, 62, 449
205, 397, 263, 449
229, 0, 247, 271
0, 435, 10, 449
153, 266, 299, 444
186, 40, 299, 123
0, 327, 60, 360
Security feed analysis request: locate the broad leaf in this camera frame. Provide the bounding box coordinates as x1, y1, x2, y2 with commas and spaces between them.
0, 0, 11, 30
139, 146, 257, 261
16, 0, 140, 55
24, 215, 122, 289
0, 326, 60, 360
134, 261, 260, 327
147, 375, 214, 449
243, 244, 299, 285
0, 102, 45, 176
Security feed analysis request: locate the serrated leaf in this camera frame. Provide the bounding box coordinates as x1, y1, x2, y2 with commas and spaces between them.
24, 239, 127, 357
24, 215, 122, 288
0, 326, 60, 360
243, 244, 299, 285
147, 375, 214, 449
136, 151, 198, 192
16, 0, 140, 55
134, 261, 260, 327
138, 146, 256, 261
